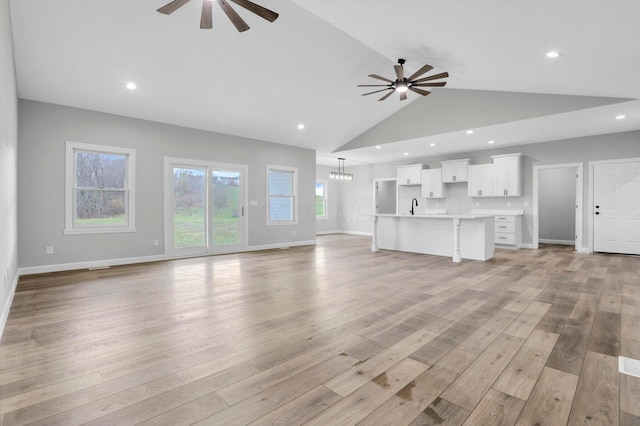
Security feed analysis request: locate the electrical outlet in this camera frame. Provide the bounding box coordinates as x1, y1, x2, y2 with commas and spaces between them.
153, 239, 160, 247
507, 201, 512, 207
523, 201, 530, 207
46, 246, 54, 255
292, 230, 296, 236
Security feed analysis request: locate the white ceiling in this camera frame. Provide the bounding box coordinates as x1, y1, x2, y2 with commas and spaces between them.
9, 0, 640, 167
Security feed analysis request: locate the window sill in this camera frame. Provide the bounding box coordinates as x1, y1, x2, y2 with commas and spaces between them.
266, 221, 298, 226
64, 227, 137, 235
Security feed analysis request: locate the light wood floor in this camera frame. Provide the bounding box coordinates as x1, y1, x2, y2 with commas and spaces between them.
1, 235, 639, 425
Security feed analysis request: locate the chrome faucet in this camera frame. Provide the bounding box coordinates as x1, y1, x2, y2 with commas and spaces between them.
410, 198, 418, 215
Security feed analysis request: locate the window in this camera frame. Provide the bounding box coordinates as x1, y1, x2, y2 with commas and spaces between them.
267, 165, 297, 225
316, 180, 328, 219
65, 142, 136, 234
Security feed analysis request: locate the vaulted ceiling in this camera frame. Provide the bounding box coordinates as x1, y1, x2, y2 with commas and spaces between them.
9, 0, 640, 166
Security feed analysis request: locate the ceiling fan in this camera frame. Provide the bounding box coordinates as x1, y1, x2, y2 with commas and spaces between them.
157, 0, 279, 32
358, 59, 449, 101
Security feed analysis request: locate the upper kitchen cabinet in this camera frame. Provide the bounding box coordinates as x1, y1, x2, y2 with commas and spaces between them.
421, 169, 445, 199
396, 164, 424, 185
468, 164, 494, 197
441, 159, 470, 183
492, 153, 522, 197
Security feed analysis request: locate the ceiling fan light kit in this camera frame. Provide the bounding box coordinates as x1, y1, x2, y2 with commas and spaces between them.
358, 58, 449, 101
157, 0, 279, 32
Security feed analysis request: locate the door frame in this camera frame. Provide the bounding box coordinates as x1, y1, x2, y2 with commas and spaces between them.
164, 157, 248, 258
588, 156, 640, 253
533, 162, 583, 252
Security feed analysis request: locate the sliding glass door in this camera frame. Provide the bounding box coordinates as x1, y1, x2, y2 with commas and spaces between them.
166, 159, 246, 257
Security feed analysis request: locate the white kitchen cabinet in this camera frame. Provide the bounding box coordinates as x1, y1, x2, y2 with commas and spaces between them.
421, 169, 445, 199
494, 215, 522, 247
492, 153, 522, 197
396, 164, 423, 185
472, 210, 523, 248
467, 164, 494, 197
441, 159, 470, 183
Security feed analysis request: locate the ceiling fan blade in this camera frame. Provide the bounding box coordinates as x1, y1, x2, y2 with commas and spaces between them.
399, 91, 408, 101
368, 74, 394, 83
378, 90, 395, 101
357, 84, 391, 87
229, 0, 279, 22
201, 0, 213, 29
362, 88, 392, 96
409, 87, 431, 96
157, 0, 191, 15
394, 65, 404, 81
407, 64, 434, 81
412, 82, 447, 88
413, 72, 449, 84
216, 0, 250, 31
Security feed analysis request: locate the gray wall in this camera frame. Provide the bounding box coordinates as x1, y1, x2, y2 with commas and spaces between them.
337, 132, 640, 251
18, 100, 316, 269
0, 0, 19, 336
539, 167, 576, 243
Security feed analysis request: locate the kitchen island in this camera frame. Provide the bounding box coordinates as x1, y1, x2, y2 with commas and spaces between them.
372, 214, 495, 262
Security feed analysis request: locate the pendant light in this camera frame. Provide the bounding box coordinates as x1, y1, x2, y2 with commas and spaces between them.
329, 157, 353, 181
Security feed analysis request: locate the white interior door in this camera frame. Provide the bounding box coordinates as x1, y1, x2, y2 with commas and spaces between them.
593, 161, 640, 254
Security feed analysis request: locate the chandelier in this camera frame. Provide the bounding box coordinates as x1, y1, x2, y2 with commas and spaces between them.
329, 158, 353, 181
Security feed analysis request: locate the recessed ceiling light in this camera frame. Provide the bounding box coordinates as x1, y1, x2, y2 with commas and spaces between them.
616, 115, 626, 120
375, 145, 382, 149
297, 123, 305, 130
546, 51, 560, 58
466, 130, 474, 135
403, 152, 409, 156
430, 143, 436, 147
126, 82, 137, 90
488, 140, 495, 144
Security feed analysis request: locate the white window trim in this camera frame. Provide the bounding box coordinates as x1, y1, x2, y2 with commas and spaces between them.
316, 179, 328, 220
65, 141, 137, 235
266, 164, 298, 226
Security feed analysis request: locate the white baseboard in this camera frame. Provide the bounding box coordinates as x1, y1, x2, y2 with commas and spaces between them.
519, 243, 536, 249
247, 240, 316, 251
539, 239, 575, 246
18, 254, 168, 276
316, 230, 342, 235
0, 273, 19, 342
339, 230, 373, 237
575, 247, 590, 254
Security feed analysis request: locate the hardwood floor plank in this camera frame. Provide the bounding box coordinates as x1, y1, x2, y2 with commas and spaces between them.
620, 372, 640, 418
357, 348, 476, 426
455, 309, 519, 355
515, 366, 578, 426
588, 311, 621, 357
567, 351, 619, 425
408, 397, 470, 426
440, 334, 524, 411
25, 374, 185, 426
461, 389, 525, 426
546, 317, 594, 376
503, 300, 551, 339
0, 372, 103, 415
305, 358, 428, 426
324, 329, 437, 397
493, 329, 559, 400
138, 392, 228, 426
194, 354, 357, 425
247, 386, 341, 426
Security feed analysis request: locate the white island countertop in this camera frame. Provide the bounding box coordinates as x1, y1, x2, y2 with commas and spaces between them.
372, 213, 495, 262
374, 213, 494, 220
